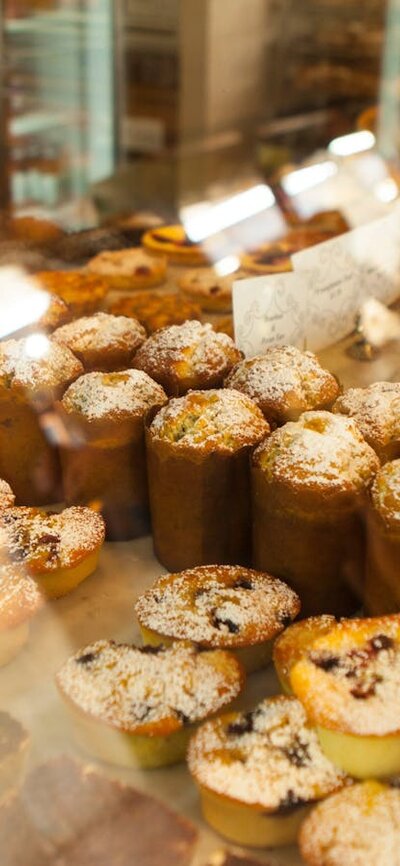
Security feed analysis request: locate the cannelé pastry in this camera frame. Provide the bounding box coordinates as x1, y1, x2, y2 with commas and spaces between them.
52, 312, 146, 372
133, 321, 242, 396
365, 460, 400, 615
333, 381, 400, 463
0, 712, 29, 798
251, 411, 380, 615
0, 505, 105, 598
107, 291, 202, 333
86, 247, 167, 291
225, 346, 339, 427
136, 564, 300, 673
273, 615, 337, 694
142, 224, 208, 265
290, 614, 400, 778
299, 780, 400, 866
0, 337, 83, 504
0, 564, 43, 665
188, 695, 347, 848
178, 268, 241, 313
36, 270, 109, 317
57, 640, 245, 768
146, 389, 269, 570
59, 370, 167, 539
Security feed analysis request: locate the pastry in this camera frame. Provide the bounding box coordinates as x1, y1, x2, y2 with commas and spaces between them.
365, 460, 400, 615
214, 316, 234, 339
0, 480, 15, 510
273, 615, 337, 694
178, 268, 243, 313
107, 291, 202, 333
0, 505, 105, 598
133, 320, 242, 396
8, 216, 65, 250
0, 337, 83, 504
0, 712, 29, 798
52, 312, 146, 372
300, 780, 400, 866
146, 389, 269, 570
136, 564, 300, 673
59, 370, 166, 539
251, 411, 379, 615
290, 614, 400, 778
0, 564, 43, 666
225, 346, 339, 427
142, 224, 208, 265
333, 382, 400, 463
241, 229, 335, 274
57, 640, 245, 768
35, 270, 109, 317
109, 211, 164, 246
86, 247, 167, 291
54, 226, 133, 264
188, 695, 347, 848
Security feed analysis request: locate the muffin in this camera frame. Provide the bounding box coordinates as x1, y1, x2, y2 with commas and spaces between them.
146, 389, 269, 570
0, 505, 105, 598
59, 370, 167, 539
365, 460, 400, 615
86, 248, 167, 291
188, 695, 347, 848
225, 346, 340, 427
0, 480, 15, 511
273, 615, 337, 694
52, 312, 146, 372
290, 614, 400, 778
107, 291, 202, 333
0, 564, 43, 666
178, 268, 242, 313
0, 337, 83, 504
57, 640, 245, 768
136, 564, 300, 673
300, 780, 400, 866
35, 271, 109, 318
0, 712, 29, 798
333, 382, 400, 463
133, 321, 242, 396
142, 225, 208, 265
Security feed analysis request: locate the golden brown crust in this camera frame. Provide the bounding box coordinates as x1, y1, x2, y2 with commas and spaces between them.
273, 615, 337, 690
8, 217, 65, 249
0, 480, 15, 510
178, 268, 239, 312
52, 312, 146, 372
333, 382, 400, 463
370, 459, 400, 530
142, 225, 208, 265
107, 291, 201, 333
35, 271, 108, 317
86, 248, 167, 290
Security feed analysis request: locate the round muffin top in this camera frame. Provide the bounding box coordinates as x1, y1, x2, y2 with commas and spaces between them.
149, 389, 269, 453
299, 780, 400, 866
0, 506, 105, 574
52, 312, 146, 370
133, 321, 242, 395
57, 640, 244, 735
61, 369, 166, 423
86, 247, 165, 277
0, 479, 15, 510
0, 337, 83, 401
253, 411, 379, 498
136, 564, 300, 648
334, 382, 400, 461
225, 346, 339, 426
188, 695, 347, 812
370, 459, 400, 529
0, 563, 43, 629
290, 614, 400, 736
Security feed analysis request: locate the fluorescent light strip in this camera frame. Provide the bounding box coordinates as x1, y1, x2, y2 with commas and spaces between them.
328, 130, 376, 157
281, 161, 338, 196
182, 185, 276, 242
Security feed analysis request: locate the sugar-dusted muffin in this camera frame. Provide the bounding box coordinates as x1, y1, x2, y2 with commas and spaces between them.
290, 614, 400, 778
0, 337, 83, 504
252, 411, 380, 615
86, 247, 167, 291
59, 370, 167, 539
300, 780, 400, 866
36, 270, 109, 317
273, 615, 337, 694
0, 564, 43, 666
0, 712, 29, 799
107, 291, 202, 333
57, 640, 245, 768
178, 268, 242, 312
0, 505, 105, 598
146, 389, 269, 570
136, 564, 300, 673
333, 382, 400, 463
188, 695, 348, 848
365, 459, 400, 615
52, 312, 146, 372
133, 321, 242, 396
225, 346, 339, 427
142, 225, 208, 265
0, 479, 15, 510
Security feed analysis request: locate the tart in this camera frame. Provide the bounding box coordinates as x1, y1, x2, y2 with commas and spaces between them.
57, 640, 245, 768
0, 564, 43, 666
187, 695, 347, 848
273, 615, 337, 694
241, 229, 335, 274
299, 780, 400, 866
0, 711, 29, 798
225, 346, 339, 427
86, 248, 167, 291
35, 270, 109, 317
365, 460, 400, 615
290, 614, 400, 778
52, 312, 146, 372
0, 505, 105, 598
142, 225, 208, 265
178, 268, 242, 313
107, 291, 202, 333
136, 564, 300, 673
333, 382, 400, 463
133, 320, 242, 396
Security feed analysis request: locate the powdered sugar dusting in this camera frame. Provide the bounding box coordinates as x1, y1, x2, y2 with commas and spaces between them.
334, 382, 400, 456
371, 459, 400, 527
0, 337, 83, 394
62, 369, 166, 422
188, 696, 346, 810
0, 563, 43, 627
136, 565, 300, 647
134, 321, 241, 384
53, 312, 146, 355
57, 640, 242, 732
0, 479, 15, 509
